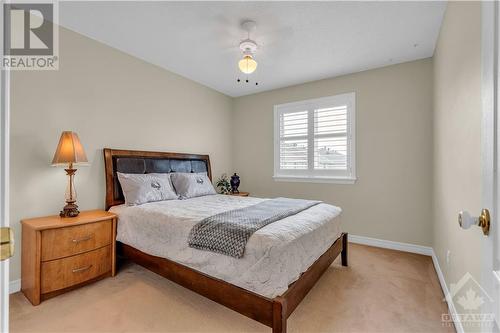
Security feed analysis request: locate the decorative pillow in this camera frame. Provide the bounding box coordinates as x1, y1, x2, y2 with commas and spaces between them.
170, 172, 216, 199
117, 172, 178, 205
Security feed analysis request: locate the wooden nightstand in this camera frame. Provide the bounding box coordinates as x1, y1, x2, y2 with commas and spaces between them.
227, 191, 250, 197
21, 210, 117, 305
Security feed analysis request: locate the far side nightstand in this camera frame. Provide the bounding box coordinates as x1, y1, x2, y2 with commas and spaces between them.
226, 191, 250, 197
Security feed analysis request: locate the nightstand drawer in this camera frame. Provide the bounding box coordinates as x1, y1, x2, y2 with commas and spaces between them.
41, 220, 112, 261
41, 245, 111, 294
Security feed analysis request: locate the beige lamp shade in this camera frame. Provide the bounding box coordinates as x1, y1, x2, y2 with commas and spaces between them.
51, 131, 88, 166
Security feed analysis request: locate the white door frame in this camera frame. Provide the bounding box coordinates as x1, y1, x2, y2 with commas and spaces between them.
0, 70, 11, 333
0, 2, 11, 331
481, 1, 499, 331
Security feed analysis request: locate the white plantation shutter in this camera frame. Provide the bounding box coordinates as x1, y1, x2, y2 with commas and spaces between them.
279, 111, 308, 170
314, 106, 348, 170
274, 93, 356, 183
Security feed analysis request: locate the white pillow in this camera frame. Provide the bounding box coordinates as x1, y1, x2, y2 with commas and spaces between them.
170, 172, 216, 199
117, 172, 178, 205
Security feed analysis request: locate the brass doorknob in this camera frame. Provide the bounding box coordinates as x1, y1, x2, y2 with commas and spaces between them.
479, 209, 491, 236
0, 227, 14, 261
458, 209, 490, 236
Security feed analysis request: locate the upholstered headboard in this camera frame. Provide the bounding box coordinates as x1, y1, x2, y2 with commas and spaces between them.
103, 148, 211, 210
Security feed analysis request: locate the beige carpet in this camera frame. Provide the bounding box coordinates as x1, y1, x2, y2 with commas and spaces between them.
10, 244, 454, 333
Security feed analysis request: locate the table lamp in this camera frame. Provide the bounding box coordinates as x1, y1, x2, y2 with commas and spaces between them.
52, 131, 88, 217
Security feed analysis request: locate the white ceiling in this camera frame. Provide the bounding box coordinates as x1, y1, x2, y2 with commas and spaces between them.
59, 1, 446, 97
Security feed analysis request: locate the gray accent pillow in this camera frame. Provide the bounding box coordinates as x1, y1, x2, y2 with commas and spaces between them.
117, 172, 178, 205
170, 172, 216, 199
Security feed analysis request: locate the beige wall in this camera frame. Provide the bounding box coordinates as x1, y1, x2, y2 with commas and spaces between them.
232, 59, 434, 246
9, 27, 233, 281
432, 1, 483, 295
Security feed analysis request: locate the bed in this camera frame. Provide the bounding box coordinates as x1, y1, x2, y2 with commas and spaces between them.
104, 148, 348, 333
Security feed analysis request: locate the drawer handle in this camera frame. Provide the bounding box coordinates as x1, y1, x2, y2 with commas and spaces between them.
72, 235, 93, 243
72, 265, 92, 273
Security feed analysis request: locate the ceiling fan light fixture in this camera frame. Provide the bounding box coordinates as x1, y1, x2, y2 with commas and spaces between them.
238, 55, 258, 74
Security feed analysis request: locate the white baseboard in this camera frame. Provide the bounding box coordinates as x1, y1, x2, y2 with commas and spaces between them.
348, 234, 433, 256
431, 250, 464, 333
9, 279, 20, 294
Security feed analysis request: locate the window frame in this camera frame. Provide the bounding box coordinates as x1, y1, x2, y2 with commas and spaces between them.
273, 92, 356, 184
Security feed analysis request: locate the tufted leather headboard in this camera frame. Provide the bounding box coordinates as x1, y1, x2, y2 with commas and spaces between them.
103, 148, 211, 210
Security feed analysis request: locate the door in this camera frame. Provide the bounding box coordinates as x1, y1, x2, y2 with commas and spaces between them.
0, 1, 11, 331
481, 1, 499, 332
0, 69, 10, 333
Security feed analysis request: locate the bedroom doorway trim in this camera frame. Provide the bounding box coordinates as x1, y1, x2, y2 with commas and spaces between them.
0, 1, 11, 330
0, 34, 11, 333
480, 1, 500, 331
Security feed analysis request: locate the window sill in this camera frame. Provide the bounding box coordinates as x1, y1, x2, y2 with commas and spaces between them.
272, 175, 357, 184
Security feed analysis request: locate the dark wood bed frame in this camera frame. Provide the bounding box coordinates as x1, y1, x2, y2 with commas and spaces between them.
104, 148, 348, 333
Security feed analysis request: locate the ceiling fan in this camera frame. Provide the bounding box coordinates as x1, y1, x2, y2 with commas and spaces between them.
237, 20, 259, 86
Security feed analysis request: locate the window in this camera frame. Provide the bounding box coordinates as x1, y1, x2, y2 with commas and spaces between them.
273, 93, 356, 183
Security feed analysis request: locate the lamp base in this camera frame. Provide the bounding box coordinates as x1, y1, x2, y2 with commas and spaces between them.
60, 201, 80, 218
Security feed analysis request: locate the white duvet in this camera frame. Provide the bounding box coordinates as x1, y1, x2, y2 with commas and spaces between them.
110, 194, 342, 298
